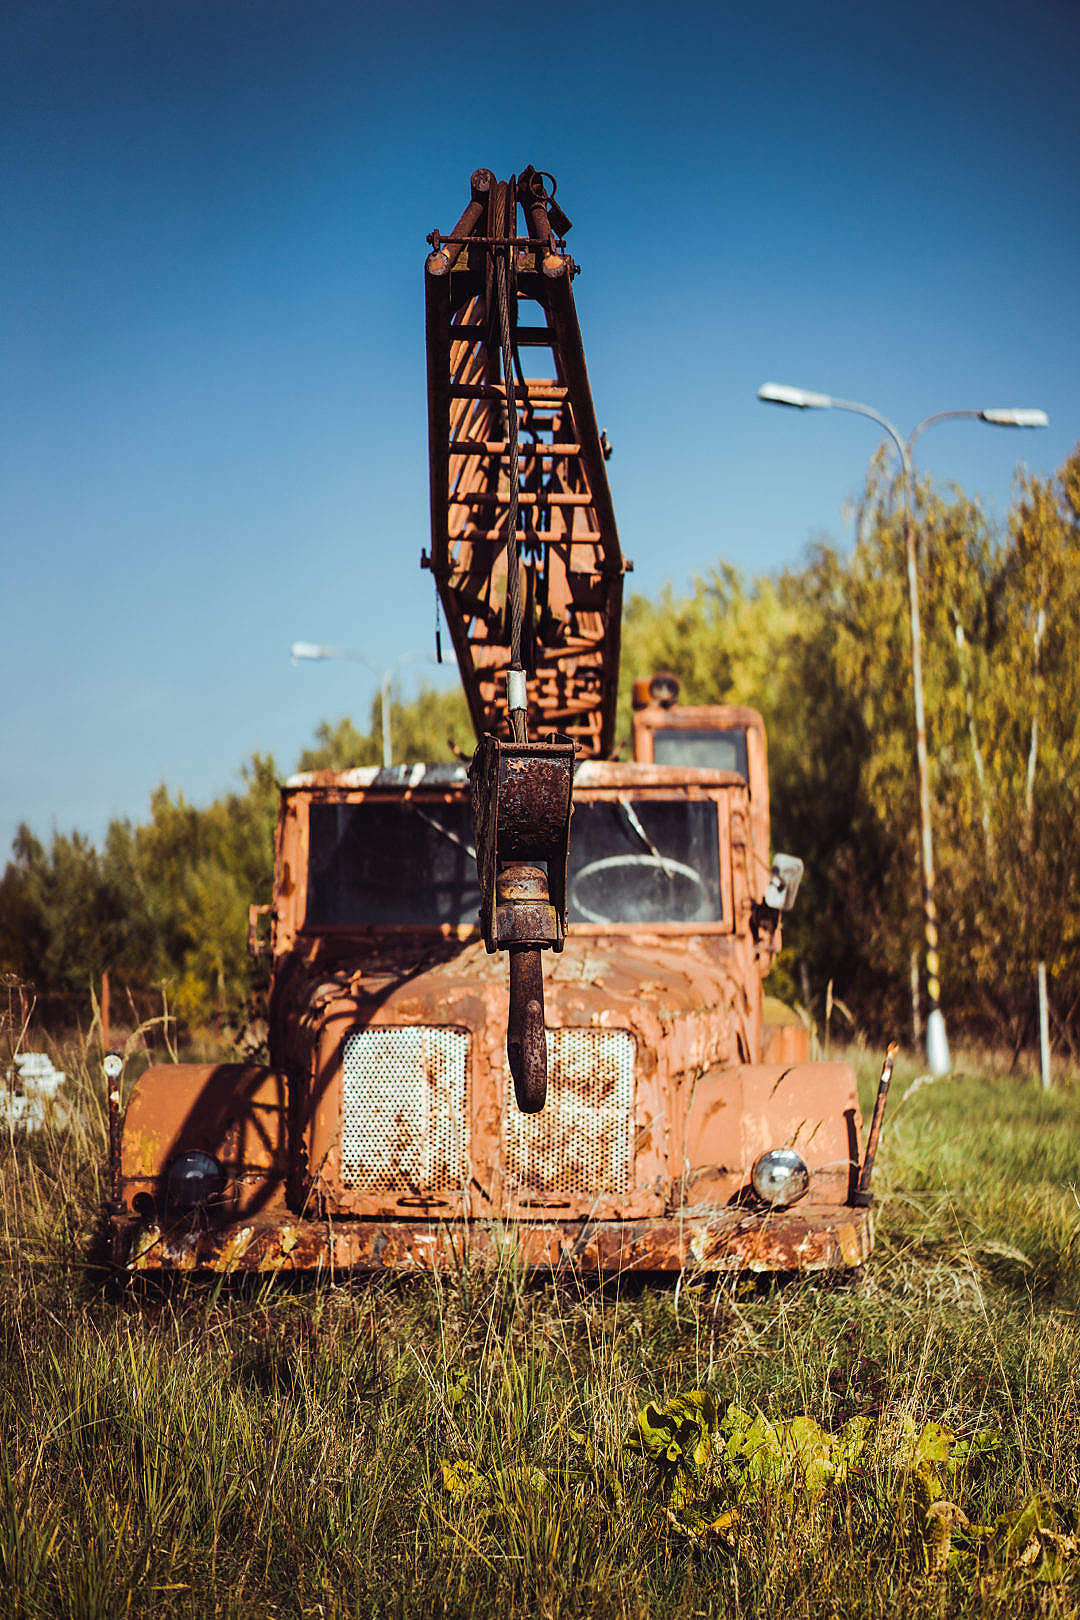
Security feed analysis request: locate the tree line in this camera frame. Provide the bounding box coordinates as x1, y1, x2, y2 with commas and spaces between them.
620, 446, 1080, 1055
2, 447, 1077, 1053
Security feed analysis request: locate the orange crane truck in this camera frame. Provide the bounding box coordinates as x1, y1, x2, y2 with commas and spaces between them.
110, 168, 877, 1277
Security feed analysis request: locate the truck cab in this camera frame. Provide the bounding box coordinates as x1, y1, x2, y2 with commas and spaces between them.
113, 696, 871, 1275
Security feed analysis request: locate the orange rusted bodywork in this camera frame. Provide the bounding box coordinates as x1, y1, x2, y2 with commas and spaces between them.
120, 1064, 289, 1218
633, 703, 771, 878
112, 758, 871, 1275
109, 168, 870, 1276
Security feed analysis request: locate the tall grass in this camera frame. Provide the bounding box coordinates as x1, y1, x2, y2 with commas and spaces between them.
1, 1034, 1079, 1617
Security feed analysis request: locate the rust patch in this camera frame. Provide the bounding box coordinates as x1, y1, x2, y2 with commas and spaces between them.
117, 1202, 872, 1275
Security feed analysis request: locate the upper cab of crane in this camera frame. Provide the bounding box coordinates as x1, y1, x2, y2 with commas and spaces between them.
630, 672, 771, 881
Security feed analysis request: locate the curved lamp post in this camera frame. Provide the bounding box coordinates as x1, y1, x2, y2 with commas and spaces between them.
757, 383, 1048, 1075
290, 642, 432, 768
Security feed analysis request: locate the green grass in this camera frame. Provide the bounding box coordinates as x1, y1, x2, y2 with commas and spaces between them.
2, 1035, 1080, 1617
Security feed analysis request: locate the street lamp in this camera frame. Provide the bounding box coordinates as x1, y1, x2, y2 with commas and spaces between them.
757, 383, 1048, 1075
290, 643, 432, 768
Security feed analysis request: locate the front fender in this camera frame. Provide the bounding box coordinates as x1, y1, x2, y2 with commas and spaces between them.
681, 1061, 862, 1207
119, 1063, 290, 1217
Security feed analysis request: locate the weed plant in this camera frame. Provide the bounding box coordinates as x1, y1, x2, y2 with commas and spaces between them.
1, 1035, 1079, 1617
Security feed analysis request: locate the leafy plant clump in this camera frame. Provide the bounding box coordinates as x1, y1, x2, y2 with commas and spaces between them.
443, 1387, 1078, 1589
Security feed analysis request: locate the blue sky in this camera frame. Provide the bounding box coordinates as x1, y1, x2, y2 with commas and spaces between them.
3, 0, 1078, 856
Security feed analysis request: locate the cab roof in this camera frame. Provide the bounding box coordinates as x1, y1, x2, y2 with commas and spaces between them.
283, 760, 748, 793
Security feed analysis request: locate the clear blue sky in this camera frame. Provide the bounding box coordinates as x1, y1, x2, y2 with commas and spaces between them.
4, 0, 1078, 856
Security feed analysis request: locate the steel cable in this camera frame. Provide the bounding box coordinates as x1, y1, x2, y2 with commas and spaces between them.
492, 187, 524, 736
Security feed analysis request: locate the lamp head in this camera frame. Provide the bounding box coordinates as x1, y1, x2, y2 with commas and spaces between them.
979, 408, 1049, 429
757, 382, 833, 410
290, 641, 330, 663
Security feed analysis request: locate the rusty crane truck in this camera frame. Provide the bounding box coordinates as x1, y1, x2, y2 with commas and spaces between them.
110, 167, 877, 1276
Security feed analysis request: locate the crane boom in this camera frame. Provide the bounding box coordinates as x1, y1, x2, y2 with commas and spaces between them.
424, 167, 628, 757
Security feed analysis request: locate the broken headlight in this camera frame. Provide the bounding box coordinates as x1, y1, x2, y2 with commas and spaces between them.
165, 1150, 223, 1211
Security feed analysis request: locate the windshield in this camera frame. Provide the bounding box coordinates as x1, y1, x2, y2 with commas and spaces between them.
305, 797, 723, 928
566, 799, 722, 923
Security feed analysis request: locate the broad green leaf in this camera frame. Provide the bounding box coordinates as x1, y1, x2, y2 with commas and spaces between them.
991, 1494, 1078, 1580
441, 1459, 489, 1502
911, 1420, 954, 1469
628, 1390, 719, 1475
949, 1430, 1004, 1472
444, 1366, 468, 1407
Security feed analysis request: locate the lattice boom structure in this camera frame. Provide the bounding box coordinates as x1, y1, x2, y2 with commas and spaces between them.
424, 167, 628, 758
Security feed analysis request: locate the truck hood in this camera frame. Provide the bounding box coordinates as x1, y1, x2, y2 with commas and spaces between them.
273, 932, 755, 1083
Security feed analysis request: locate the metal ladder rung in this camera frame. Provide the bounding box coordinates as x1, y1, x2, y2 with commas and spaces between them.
449, 440, 581, 457
449, 382, 568, 401
453, 491, 594, 508
449, 529, 603, 544
450, 324, 554, 345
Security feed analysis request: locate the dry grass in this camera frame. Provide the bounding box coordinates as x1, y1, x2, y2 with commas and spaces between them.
1, 1032, 1079, 1617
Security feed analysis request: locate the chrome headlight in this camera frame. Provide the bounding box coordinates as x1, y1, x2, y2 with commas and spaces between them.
751, 1148, 809, 1208
165, 1150, 223, 1211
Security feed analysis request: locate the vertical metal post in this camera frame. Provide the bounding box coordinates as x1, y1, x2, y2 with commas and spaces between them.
902, 487, 950, 1076
910, 947, 922, 1046
103, 1051, 124, 1214
380, 670, 392, 768
1038, 962, 1051, 1090
1028, 605, 1048, 1091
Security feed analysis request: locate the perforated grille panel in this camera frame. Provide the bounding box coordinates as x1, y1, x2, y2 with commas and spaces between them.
505, 1029, 636, 1197
341, 1027, 469, 1192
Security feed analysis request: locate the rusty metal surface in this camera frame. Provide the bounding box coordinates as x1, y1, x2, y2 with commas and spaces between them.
118, 928, 762, 1228
854, 1041, 897, 1206
633, 703, 772, 881
120, 1064, 290, 1219
760, 1020, 810, 1066
682, 1062, 862, 1209
507, 946, 547, 1112
116, 1202, 872, 1275
470, 735, 573, 951
114, 768, 862, 1259
292, 930, 741, 1223
470, 734, 574, 1111
283, 760, 750, 793
424, 168, 627, 757
258, 770, 769, 1224
107, 1063, 122, 1214
272, 773, 745, 956
505, 1027, 635, 1199
108, 175, 875, 1284
495, 864, 558, 945
339, 1026, 469, 1194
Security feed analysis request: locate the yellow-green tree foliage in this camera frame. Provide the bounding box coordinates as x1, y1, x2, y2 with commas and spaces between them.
297, 683, 473, 770
0, 689, 473, 1027
0, 757, 278, 1030
3, 451, 1077, 1044
619, 447, 1080, 1044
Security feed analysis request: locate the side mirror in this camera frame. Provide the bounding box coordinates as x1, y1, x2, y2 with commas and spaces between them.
763, 854, 804, 912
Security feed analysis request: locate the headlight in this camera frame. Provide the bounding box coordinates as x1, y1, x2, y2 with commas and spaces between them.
166, 1150, 223, 1211
751, 1148, 810, 1208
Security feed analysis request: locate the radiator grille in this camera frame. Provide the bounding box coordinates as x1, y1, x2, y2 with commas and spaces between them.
341, 1027, 469, 1192
505, 1029, 636, 1197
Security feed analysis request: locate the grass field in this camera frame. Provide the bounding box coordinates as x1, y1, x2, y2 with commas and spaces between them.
2, 1038, 1080, 1618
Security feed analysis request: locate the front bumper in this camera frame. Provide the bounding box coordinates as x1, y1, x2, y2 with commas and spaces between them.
114, 1202, 872, 1275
